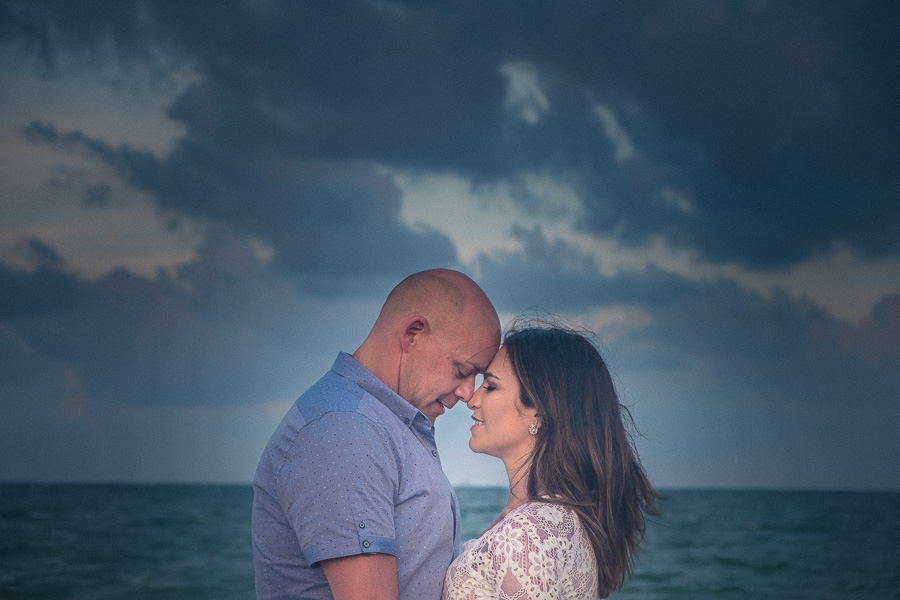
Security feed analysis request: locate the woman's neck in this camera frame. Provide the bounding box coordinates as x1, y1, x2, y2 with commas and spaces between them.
477, 456, 533, 537
502, 455, 532, 513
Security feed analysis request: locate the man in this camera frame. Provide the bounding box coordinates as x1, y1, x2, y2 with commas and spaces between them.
252, 269, 501, 600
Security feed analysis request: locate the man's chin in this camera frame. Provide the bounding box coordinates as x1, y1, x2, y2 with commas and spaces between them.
429, 400, 447, 422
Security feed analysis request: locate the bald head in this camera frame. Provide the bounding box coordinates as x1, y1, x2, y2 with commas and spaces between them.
378, 269, 493, 332
354, 268, 500, 421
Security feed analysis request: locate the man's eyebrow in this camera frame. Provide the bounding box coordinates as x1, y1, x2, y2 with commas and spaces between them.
460, 359, 487, 373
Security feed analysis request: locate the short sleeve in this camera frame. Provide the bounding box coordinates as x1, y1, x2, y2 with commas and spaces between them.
276, 410, 400, 566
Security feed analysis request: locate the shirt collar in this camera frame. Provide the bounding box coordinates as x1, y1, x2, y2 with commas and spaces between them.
331, 351, 427, 428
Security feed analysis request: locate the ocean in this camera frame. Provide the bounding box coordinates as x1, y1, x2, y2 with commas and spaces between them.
1, 484, 898, 599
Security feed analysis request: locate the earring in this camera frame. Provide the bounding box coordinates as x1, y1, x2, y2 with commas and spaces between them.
528, 423, 538, 436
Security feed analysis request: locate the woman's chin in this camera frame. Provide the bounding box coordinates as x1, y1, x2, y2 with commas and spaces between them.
468, 440, 497, 458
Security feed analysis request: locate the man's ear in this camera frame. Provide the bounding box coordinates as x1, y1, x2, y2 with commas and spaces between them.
400, 316, 428, 352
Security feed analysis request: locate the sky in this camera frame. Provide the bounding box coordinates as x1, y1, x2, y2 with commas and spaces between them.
1, 0, 898, 490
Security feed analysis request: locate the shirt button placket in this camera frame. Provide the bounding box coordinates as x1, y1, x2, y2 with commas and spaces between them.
359, 521, 369, 551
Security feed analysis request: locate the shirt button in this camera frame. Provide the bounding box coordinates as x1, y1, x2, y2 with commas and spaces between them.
404, 418, 410, 425
431, 450, 438, 457
358, 522, 365, 529
362, 540, 370, 548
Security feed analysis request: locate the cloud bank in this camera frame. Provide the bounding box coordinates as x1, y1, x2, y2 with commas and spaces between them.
1, 0, 898, 487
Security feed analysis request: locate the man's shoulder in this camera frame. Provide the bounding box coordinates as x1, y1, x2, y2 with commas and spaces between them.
256, 373, 401, 485
290, 370, 404, 439
297, 368, 367, 414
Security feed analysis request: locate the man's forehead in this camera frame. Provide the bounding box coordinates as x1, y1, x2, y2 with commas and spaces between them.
457, 344, 499, 372
459, 358, 487, 373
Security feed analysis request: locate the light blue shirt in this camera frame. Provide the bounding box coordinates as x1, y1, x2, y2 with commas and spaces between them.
252, 352, 460, 600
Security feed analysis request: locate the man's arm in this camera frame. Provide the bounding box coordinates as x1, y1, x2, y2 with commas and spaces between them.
321, 553, 399, 600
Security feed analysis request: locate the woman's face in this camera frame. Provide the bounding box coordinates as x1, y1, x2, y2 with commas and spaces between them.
466, 347, 538, 463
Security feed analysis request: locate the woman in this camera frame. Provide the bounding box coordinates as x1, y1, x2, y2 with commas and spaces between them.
442, 325, 657, 599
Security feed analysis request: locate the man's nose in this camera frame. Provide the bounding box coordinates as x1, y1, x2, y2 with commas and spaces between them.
464, 384, 482, 410
449, 378, 476, 407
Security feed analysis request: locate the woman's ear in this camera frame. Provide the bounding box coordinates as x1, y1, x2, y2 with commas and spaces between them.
400, 316, 428, 352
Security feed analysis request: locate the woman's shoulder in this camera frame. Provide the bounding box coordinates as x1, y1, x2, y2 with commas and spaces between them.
512, 500, 579, 519
500, 501, 581, 539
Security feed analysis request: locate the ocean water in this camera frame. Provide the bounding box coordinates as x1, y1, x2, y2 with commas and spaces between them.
1, 484, 898, 599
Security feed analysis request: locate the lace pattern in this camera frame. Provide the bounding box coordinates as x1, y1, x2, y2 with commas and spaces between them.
442, 502, 598, 599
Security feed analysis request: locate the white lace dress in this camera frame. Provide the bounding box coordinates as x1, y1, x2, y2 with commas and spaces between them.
442, 501, 598, 599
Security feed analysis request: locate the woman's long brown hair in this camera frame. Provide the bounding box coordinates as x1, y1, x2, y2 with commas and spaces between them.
504, 325, 658, 598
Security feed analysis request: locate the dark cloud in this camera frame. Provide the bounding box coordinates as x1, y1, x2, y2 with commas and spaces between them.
82, 183, 111, 207
0, 262, 79, 317
3, 0, 898, 489
6, 0, 900, 412
477, 226, 900, 407
0, 229, 354, 407
24, 238, 63, 268
0, 0, 157, 68
24, 121, 459, 283
2, 226, 896, 486
6, 0, 899, 271
839, 292, 900, 387
0, 243, 78, 385
5, 224, 894, 418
